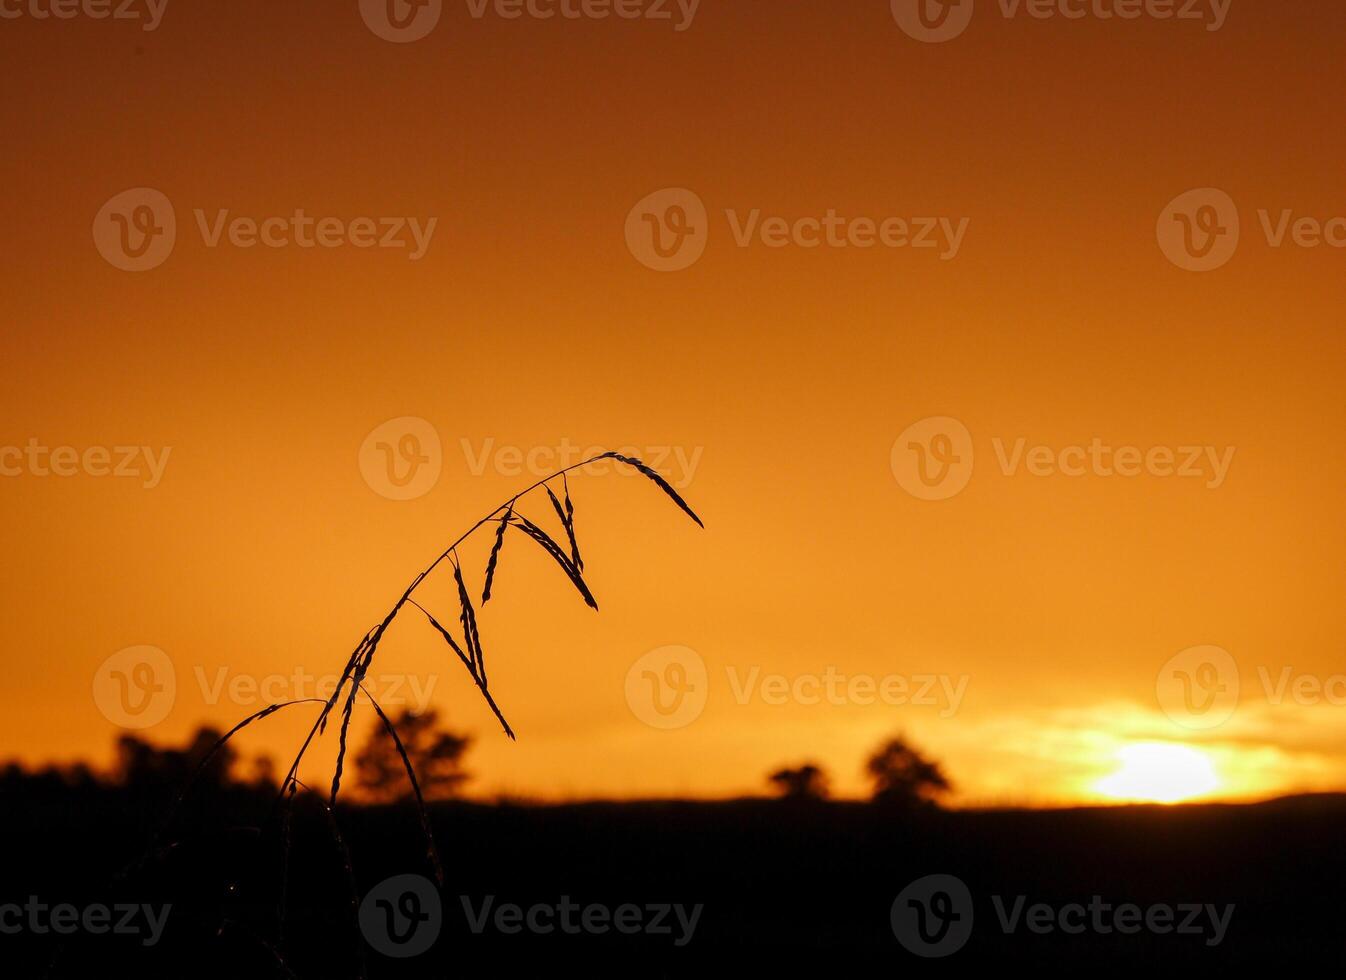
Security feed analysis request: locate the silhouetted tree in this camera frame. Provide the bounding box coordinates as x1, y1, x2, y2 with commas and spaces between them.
98, 727, 278, 821
354, 708, 471, 803
0, 760, 99, 798
116, 727, 236, 796
768, 763, 830, 800
865, 734, 951, 809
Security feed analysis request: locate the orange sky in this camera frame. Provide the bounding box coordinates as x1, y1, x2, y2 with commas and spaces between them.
2, 1, 1345, 806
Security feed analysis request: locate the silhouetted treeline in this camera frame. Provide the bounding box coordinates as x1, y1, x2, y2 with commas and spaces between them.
5, 727, 1345, 976
766, 732, 952, 808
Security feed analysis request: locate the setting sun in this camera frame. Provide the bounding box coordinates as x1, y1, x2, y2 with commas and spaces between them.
1095, 743, 1220, 804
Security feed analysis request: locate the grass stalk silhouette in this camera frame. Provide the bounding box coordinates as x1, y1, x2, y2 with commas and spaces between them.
147, 451, 702, 973
288, 451, 702, 817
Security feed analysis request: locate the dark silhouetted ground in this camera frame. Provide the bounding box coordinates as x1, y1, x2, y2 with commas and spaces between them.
2, 761, 1343, 976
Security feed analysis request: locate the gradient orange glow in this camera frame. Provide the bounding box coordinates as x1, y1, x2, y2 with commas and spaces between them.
3, 1, 1345, 806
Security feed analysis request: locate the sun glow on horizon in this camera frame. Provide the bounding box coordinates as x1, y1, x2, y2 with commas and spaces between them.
1094, 742, 1220, 804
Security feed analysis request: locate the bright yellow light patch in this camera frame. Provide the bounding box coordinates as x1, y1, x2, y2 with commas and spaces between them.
1094, 742, 1220, 804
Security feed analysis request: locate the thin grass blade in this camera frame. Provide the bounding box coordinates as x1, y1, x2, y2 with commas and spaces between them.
563, 473, 583, 571
361, 685, 445, 885
510, 514, 599, 610
410, 599, 473, 673
482, 507, 511, 604
547, 482, 583, 573
453, 554, 486, 685
605, 452, 704, 528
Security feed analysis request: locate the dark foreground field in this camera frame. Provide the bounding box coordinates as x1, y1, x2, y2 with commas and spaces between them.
3, 774, 1344, 977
